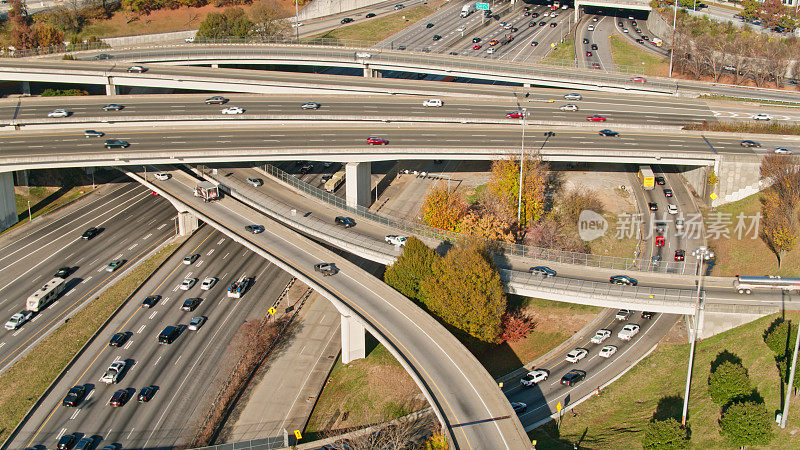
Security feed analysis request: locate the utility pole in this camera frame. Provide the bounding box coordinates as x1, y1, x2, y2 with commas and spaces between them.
516, 108, 527, 224
295, 0, 300, 41
780, 320, 800, 428
669, 0, 678, 77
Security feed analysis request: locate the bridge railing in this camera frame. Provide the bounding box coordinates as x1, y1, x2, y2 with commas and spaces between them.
261, 164, 691, 275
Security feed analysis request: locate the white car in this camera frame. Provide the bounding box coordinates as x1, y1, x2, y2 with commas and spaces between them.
590, 329, 611, 344
200, 277, 217, 290
587, 25, 595, 31
615, 309, 631, 321
183, 254, 199, 265
48, 109, 69, 118
560, 104, 579, 111
598, 345, 617, 358
385, 235, 407, 246
154, 173, 170, 180
301, 102, 321, 110
456, 26, 466, 32
622, 28, 629, 33
188, 316, 206, 330
520, 369, 548, 387
185, 36, 195, 43
487, 48, 495, 54
667, 204, 678, 215
565, 348, 589, 363
221, 107, 244, 115
179, 277, 197, 290
618, 324, 641, 341
100, 360, 126, 383
291, 22, 303, 27
5, 311, 33, 330
774, 147, 793, 154
246, 177, 263, 186
753, 113, 772, 121
564, 93, 582, 100
423, 99, 443, 107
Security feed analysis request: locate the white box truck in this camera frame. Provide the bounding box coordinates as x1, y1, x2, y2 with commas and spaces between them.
461, 3, 476, 18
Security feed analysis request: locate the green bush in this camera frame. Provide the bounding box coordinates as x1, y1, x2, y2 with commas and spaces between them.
642, 418, 688, 449
708, 361, 752, 405
719, 401, 774, 447
41, 88, 89, 96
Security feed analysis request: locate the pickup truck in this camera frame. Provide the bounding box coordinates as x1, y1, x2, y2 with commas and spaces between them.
385, 235, 407, 246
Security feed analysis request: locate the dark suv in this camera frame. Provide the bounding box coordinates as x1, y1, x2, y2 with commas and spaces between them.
109, 332, 128, 347
141, 295, 161, 308
181, 298, 202, 311
560, 369, 586, 386
158, 326, 180, 344
610, 275, 638, 286
81, 227, 100, 240
335, 216, 356, 228
62, 385, 87, 407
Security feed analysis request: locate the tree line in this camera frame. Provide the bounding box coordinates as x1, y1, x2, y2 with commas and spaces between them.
760, 155, 799, 267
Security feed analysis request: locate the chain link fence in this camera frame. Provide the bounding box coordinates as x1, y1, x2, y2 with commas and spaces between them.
260, 164, 690, 274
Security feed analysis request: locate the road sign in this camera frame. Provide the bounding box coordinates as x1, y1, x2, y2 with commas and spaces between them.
268, 307, 277, 315
710, 193, 718, 200
556, 402, 562, 412
476, 2, 490, 10
294, 430, 302, 440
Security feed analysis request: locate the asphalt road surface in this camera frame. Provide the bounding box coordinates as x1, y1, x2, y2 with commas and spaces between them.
0, 183, 176, 376
13, 227, 294, 449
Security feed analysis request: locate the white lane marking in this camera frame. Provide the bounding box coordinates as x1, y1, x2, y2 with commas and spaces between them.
82, 276, 92, 283
137, 325, 146, 334
70, 409, 80, 420
174, 355, 182, 365
154, 356, 161, 366
128, 243, 138, 251
156, 223, 167, 230
86, 391, 94, 400
124, 340, 133, 350
217, 238, 225, 245
161, 296, 169, 305
143, 233, 152, 240
127, 428, 135, 440
206, 249, 214, 256
222, 252, 230, 260
196, 260, 204, 268
149, 311, 158, 320
57, 428, 67, 439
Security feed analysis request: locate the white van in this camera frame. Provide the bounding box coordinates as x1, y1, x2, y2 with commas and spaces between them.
355, 52, 372, 58
423, 99, 443, 107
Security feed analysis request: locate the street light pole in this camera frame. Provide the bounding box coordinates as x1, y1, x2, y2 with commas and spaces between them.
780, 319, 800, 428
295, 0, 300, 41
27, 200, 31, 222
681, 246, 714, 426
516, 108, 527, 224
669, 0, 678, 77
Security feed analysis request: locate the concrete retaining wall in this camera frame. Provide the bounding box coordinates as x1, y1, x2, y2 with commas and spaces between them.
102, 30, 196, 48
297, 0, 388, 21
714, 153, 763, 206
0, 171, 17, 232
680, 164, 708, 202
646, 8, 672, 41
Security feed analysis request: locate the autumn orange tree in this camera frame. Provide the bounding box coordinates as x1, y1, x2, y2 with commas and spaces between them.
421, 185, 468, 232
760, 155, 800, 267
487, 155, 549, 228
455, 209, 515, 243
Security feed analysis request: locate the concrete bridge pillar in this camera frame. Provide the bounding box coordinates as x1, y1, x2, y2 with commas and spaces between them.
177, 210, 199, 236
340, 314, 366, 364
105, 80, 120, 96
0, 172, 19, 232
21, 81, 30, 96
345, 161, 371, 208
13, 170, 29, 196
363, 65, 379, 78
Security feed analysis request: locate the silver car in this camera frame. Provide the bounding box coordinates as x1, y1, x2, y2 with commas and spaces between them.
48, 109, 69, 118
564, 93, 582, 100
301, 102, 321, 109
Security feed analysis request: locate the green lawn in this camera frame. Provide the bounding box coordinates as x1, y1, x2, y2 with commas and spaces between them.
608, 34, 669, 76
543, 39, 575, 65
530, 311, 800, 449
0, 241, 179, 445
308, 2, 443, 44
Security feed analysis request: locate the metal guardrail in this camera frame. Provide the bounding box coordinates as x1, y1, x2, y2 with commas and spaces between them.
192, 436, 285, 450
260, 164, 691, 274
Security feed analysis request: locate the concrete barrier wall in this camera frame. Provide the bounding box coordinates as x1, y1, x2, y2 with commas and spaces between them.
102, 30, 196, 48
646, 8, 672, 40
297, 0, 388, 21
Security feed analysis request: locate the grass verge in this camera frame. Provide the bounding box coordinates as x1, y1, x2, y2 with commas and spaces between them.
304, 336, 425, 440
543, 40, 575, 64
529, 312, 800, 449
587, 213, 638, 261
685, 120, 800, 135
704, 190, 800, 276
0, 241, 179, 445
608, 34, 669, 76
699, 94, 800, 107
308, 3, 443, 44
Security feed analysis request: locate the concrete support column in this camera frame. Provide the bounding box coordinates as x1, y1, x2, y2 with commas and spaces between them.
363, 65, 376, 78
177, 211, 199, 236
0, 172, 19, 232
105, 81, 120, 96
21, 81, 30, 96
14, 169, 29, 197
345, 161, 371, 208
340, 314, 366, 364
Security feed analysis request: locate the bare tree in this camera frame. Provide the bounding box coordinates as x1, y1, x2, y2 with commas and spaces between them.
250, 1, 289, 40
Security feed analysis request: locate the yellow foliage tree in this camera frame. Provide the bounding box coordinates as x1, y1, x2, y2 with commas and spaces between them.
421, 185, 468, 231
487, 155, 548, 228
455, 210, 515, 243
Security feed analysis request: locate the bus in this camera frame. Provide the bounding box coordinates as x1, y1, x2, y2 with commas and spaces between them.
734, 275, 800, 294
26, 277, 66, 312
551, 1, 560, 10
637, 166, 655, 190
324, 170, 345, 193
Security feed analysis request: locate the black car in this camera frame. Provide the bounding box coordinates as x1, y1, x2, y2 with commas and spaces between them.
365, 12, 376, 18
335, 216, 356, 228
610, 275, 638, 286
81, 227, 100, 240
75, 437, 96, 450
641, 311, 655, 320
104, 139, 130, 149
529, 266, 556, 277
57, 433, 77, 450
560, 369, 586, 386
340, 17, 354, 24
109, 332, 128, 347
93, 53, 113, 60
300, 164, 314, 175
141, 295, 161, 308
664, 188, 674, 197
473, 37, 481, 43
741, 140, 761, 148
598, 129, 619, 137
648, 202, 658, 211
432, 34, 442, 41
582, 38, 589, 44
62, 385, 87, 407
204, 96, 229, 104
674, 249, 685, 261
591, 44, 598, 50
102, 104, 124, 111
426, 22, 434, 28
511, 402, 527, 414
655, 176, 666, 185
245, 224, 265, 234
531, 12, 539, 18
54, 267, 72, 278
109, 389, 129, 407
181, 298, 202, 311
158, 325, 180, 344
397, 45, 406, 50
539, 21, 546, 26
138, 386, 157, 402
84, 130, 104, 137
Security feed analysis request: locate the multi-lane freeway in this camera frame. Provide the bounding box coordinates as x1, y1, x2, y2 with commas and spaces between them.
11, 227, 295, 449
0, 183, 175, 375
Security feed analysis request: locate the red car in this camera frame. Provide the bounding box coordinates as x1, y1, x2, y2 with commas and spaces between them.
630, 76, 647, 83
591, 62, 601, 69
506, 111, 524, 118
586, 51, 592, 57
674, 249, 685, 261
586, 115, 606, 122
366, 137, 389, 145
473, 44, 482, 50
655, 235, 665, 247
